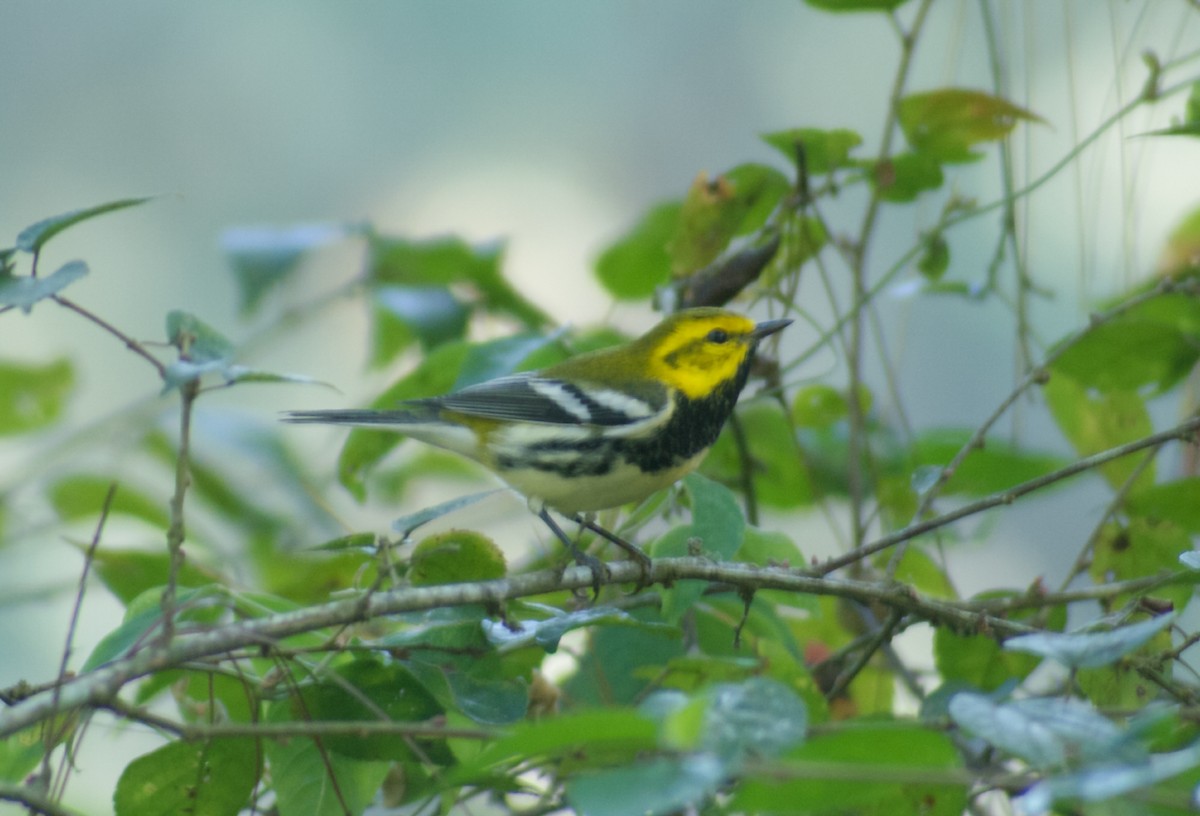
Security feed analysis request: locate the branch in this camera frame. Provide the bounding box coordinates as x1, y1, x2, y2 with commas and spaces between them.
904, 277, 1198, 526
0, 554, 1175, 740
51, 295, 166, 379
0, 783, 84, 816
102, 699, 494, 742
816, 413, 1200, 575
160, 378, 198, 643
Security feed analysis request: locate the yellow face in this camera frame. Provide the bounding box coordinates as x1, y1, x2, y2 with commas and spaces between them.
645, 312, 760, 399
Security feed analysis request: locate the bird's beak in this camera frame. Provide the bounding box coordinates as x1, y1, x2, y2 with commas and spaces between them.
751, 318, 792, 340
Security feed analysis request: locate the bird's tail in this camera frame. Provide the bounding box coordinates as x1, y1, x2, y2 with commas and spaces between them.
281, 408, 428, 427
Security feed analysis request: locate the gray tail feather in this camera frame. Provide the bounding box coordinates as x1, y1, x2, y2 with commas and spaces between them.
281, 409, 425, 426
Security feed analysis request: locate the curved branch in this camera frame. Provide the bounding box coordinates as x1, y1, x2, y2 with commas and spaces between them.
0, 550, 1176, 741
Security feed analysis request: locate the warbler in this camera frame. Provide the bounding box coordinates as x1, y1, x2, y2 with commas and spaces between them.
285, 307, 790, 585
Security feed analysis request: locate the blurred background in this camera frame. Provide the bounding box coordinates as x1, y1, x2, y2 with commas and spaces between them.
2, 1, 1199, 811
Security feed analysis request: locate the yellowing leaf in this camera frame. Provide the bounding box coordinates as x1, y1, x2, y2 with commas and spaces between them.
899, 88, 1044, 162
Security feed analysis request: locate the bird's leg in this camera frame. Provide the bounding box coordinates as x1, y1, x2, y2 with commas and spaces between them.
574, 514, 652, 590
537, 508, 606, 599
574, 514, 652, 567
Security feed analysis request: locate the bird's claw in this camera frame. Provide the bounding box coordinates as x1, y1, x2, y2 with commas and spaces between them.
569, 546, 609, 600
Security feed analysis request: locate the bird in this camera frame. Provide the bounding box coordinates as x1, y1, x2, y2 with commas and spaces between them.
285, 307, 791, 591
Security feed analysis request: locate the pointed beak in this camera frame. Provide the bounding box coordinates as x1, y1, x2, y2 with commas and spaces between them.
751, 318, 792, 341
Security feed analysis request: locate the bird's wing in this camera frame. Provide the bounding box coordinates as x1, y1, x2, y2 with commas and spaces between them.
416, 374, 669, 427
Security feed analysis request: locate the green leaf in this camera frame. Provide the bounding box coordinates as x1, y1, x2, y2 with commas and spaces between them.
1118, 290, 1200, 334
376, 606, 491, 655
49, 476, 170, 529
163, 310, 240, 391
918, 279, 986, 298
686, 472, 745, 560
935, 591, 1065, 691
918, 233, 950, 280
222, 223, 352, 315
0, 357, 73, 435
83, 586, 221, 670
564, 608, 685, 706
870, 151, 944, 202
1127, 478, 1200, 532
84, 603, 166, 672
368, 234, 548, 329
657, 474, 745, 622
259, 550, 376, 604
264, 702, 391, 816
16, 197, 150, 254
899, 88, 1044, 162
1004, 614, 1176, 669
804, 0, 911, 10
166, 310, 235, 363
761, 128, 864, 175
739, 527, 817, 611
366, 448, 487, 505
948, 693, 1131, 769
882, 546, 955, 599
443, 667, 529, 725
670, 174, 743, 277
702, 401, 813, 508
336, 340, 470, 500
291, 656, 449, 762
86, 547, 220, 606
453, 708, 658, 779
1090, 518, 1193, 612
113, 738, 258, 816
595, 201, 681, 300
139, 670, 257, 725
785, 215, 828, 267
668, 166, 789, 276
732, 721, 966, 815
373, 284, 469, 359
567, 755, 726, 816
409, 529, 507, 585
1158, 202, 1200, 277
725, 164, 791, 235
453, 330, 559, 390
1140, 80, 1200, 139
0, 726, 47, 783
1052, 321, 1200, 393
1019, 742, 1200, 813
913, 428, 1066, 496
0, 260, 87, 312
1043, 373, 1154, 491
219, 366, 334, 389
691, 678, 808, 761
791, 384, 850, 428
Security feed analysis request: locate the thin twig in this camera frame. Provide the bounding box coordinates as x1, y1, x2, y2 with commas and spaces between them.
887, 277, 1197, 579
102, 699, 494, 742
1059, 447, 1160, 592
825, 610, 904, 702
51, 295, 166, 378
161, 378, 198, 643
728, 413, 759, 525
38, 483, 117, 807
846, 0, 935, 555
817, 413, 1200, 575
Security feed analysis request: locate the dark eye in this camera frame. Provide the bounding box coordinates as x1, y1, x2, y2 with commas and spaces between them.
706, 328, 729, 344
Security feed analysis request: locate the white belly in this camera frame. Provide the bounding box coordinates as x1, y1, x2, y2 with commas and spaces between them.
497, 450, 708, 516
